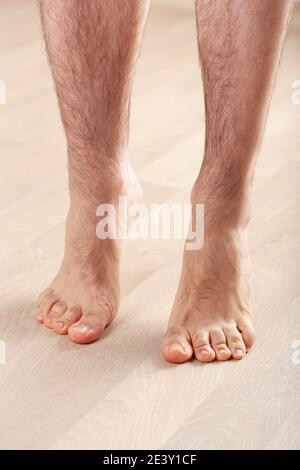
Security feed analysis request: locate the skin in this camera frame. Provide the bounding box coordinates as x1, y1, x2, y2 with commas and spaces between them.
37, 0, 147, 343
37, 0, 293, 359
162, 0, 294, 363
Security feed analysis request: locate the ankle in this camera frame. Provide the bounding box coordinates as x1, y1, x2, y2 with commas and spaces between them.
69, 164, 133, 207
191, 176, 252, 230
67, 144, 135, 199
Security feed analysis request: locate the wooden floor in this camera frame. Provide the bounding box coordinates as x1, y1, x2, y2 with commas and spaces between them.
0, 0, 300, 450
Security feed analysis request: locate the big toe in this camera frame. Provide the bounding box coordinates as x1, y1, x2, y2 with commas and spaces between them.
162, 328, 193, 363
68, 309, 110, 344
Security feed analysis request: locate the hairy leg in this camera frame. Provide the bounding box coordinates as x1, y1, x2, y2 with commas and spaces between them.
163, 0, 294, 363
37, 0, 149, 343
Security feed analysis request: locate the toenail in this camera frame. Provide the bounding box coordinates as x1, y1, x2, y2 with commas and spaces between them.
169, 344, 185, 353
71, 324, 91, 334
234, 349, 243, 356
200, 350, 210, 356
54, 321, 64, 328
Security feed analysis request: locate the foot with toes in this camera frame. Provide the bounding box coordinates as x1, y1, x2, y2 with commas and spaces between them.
36, 164, 142, 344
162, 189, 255, 363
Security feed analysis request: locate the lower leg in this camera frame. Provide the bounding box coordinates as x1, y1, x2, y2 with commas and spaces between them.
37, 0, 148, 343
163, 0, 294, 363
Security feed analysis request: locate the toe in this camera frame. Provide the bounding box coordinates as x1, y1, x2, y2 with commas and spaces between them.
68, 308, 110, 344
238, 317, 255, 351
52, 306, 82, 335
210, 328, 231, 361
36, 288, 58, 326
162, 327, 193, 363
225, 326, 246, 360
191, 330, 215, 363
44, 301, 67, 328
36, 311, 44, 323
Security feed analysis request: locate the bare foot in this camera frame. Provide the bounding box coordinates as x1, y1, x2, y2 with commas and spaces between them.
162, 188, 255, 363
36, 162, 142, 344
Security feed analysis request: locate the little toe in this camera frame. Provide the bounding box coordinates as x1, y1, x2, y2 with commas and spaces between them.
162, 328, 193, 363
52, 306, 82, 335
36, 311, 44, 323
68, 308, 110, 344
210, 328, 232, 361
36, 288, 58, 326
225, 326, 246, 360
238, 317, 255, 351
192, 330, 215, 363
